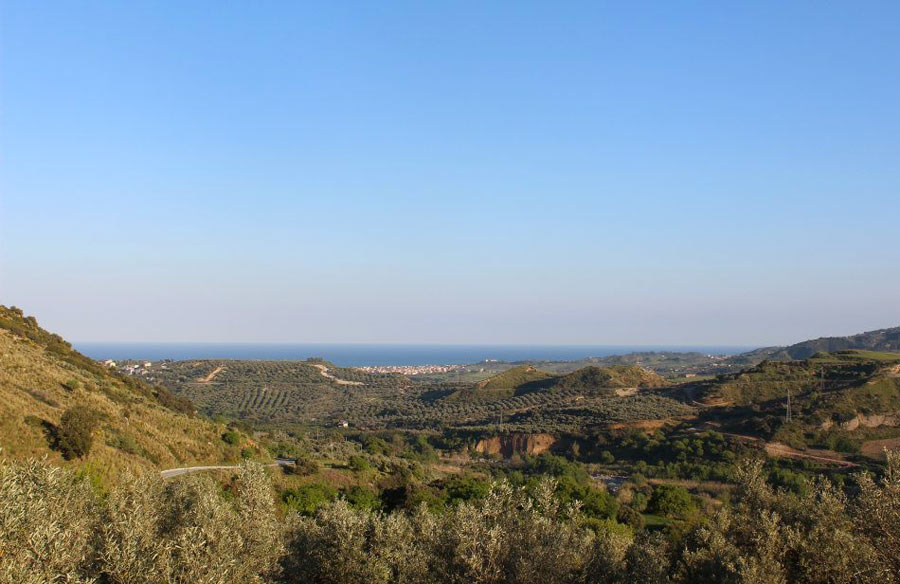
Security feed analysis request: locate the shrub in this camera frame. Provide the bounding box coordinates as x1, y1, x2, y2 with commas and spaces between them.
282, 456, 319, 476
57, 405, 98, 459
347, 455, 371, 471
100, 462, 283, 583
222, 430, 241, 445
616, 504, 645, 529
443, 474, 492, 504
62, 377, 82, 391
283, 483, 338, 516
23, 414, 43, 427
343, 485, 382, 511
0, 459, 99, 581
107, 432, 140, 455
154, 386, 196, 416
648, 484, 696, 518
284, 479, 616, 584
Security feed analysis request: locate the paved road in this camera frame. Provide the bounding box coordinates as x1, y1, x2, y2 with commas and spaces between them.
160, 458, 296, 479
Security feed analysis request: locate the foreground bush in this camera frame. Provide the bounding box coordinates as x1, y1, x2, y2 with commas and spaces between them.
283, 479, 624, 584
3, 454, 900, 583
0, 460, 99, 583
0, 460, 282, 583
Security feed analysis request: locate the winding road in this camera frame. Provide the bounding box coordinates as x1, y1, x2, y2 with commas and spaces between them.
160, 458, 296, 479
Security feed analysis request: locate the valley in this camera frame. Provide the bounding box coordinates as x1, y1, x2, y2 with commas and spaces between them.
5, 305, 900, 583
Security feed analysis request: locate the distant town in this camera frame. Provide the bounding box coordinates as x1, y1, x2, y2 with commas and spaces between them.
357, 364, 462, 375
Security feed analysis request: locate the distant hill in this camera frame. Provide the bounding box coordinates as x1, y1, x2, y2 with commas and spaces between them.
130, 357, 408, 421
0, 306, 241, 482
685, 350, 900, 443
548, 365, 666, 391
732, 326, 900, 364
454, 364, 666, 401
476, 365, 553, 390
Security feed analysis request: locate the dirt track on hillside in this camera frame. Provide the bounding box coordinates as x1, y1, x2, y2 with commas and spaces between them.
765, 442, 858, 467
311, 363, 363, 385
197, 366, 225, 383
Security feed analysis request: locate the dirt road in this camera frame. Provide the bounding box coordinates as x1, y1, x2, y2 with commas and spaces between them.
198, 366, 225, 383
311, 363, 363, 385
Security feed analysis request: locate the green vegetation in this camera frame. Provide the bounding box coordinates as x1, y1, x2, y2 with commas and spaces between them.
648, 484, 696, 518
6, 455, 900, 583
0, 460, 281, 583
454, 364, 665, 401
283, 483, 338, 516
549, 365, 665, 390
743, 326, 900, 361
473, 365, 553, 391
149, 364, 692, 432
0, 306, 244, 480
8, 306, 900, 581
57, 405, 99, 459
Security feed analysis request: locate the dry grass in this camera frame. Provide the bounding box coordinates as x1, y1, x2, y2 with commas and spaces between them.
0, 330, 238, 484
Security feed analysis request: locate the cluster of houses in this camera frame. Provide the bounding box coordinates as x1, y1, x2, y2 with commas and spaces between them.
104, 360, 168, 381
357, 364, 461, 375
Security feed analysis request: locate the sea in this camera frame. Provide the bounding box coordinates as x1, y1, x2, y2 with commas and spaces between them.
74, 343, 753, 367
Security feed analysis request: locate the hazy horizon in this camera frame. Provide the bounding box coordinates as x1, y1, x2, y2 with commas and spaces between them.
73, 341, 757, 367
2, 2, 899, 346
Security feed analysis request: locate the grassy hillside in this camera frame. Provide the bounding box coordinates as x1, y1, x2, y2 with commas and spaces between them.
549, 365, 666, 391
444, 365, 555, 400
683, 350, 900, 450
694, 350, 900, 407
0, 306, 242, 483
464, 364, 666, 398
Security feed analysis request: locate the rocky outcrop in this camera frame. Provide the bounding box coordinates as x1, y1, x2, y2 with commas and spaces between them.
474, 433, 556, 458
820, 412, 900, 431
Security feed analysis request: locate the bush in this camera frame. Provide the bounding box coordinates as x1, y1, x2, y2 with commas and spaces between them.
616, 504, 645, 529
284, 479, 627, 584
62, 378, 82, 391
648, 484, 696, 518
0, 459, 99, 580
282, 456, 319, 476
100, 462, 283, 583
222, 430, 241, 445
347, 455, 371, 471
343, 485, 382, 511
107, 432, 140, 455
57, 405, 98, 459
7, 456, 900, 584
283, 483, 338, 516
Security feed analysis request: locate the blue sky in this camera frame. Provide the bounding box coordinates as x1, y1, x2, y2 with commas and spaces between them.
1, 1, 899, 345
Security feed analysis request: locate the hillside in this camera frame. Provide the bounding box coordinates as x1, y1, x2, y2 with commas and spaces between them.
548, 365, 666, 391
0, 306, 241, 482
682, 350, 900, 450
447, 365, 556, 400
465, 364, 665, 396
694, 350, 900, 405
127, 358, 408, 421
731, 326, 900, 364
